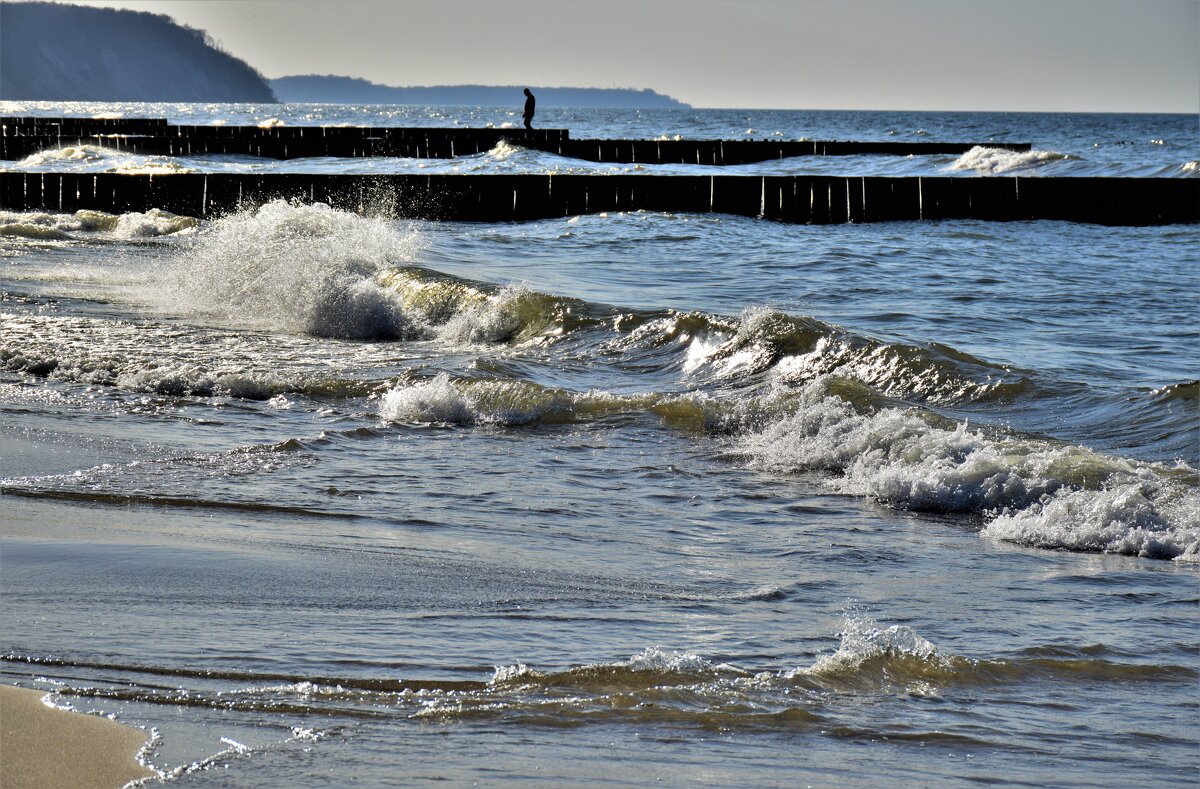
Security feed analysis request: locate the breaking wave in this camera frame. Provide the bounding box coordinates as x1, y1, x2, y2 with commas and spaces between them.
6, 201, 1194, 561
950, 145, 1075, 175
147, 200, 424, 340
373, 368, 1198, 559
0, 208, 197, 239
378, 269, 580, 345
618, 306, 1032, 405
8, 144, 196, 174
379, 373, 577, 426
737, 378, 1199, 560
377, 374, 711, 429
143, 200, 585, 343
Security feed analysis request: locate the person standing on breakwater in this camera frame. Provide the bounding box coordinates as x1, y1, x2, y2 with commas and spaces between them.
523, 88, 536, 130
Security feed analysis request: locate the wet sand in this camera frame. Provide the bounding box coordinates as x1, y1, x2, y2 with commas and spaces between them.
0, 684, 156, 789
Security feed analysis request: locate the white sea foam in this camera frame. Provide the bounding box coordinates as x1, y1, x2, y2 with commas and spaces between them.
378, 373, 576, 426
738, 379, 1200, 559
490, 663, 539, 684
622, 647, 721, 673
487, 140, 525, 160
982, 483, 1200, 560
110, 209, 199, 237
113, 366, 290, 399
111, 161, 194, 175
950, 145, 1072, 175
15, 144, 105, 165
378, 373, 475, 424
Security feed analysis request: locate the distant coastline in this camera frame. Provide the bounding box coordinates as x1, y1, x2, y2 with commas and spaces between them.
271, 75, 690, 109
0, 2, 687, 109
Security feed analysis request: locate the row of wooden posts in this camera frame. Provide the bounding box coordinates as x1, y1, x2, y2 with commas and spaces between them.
0, 117, 1029, 165
0, 117, 1193, 226
3, 172, 1194, 226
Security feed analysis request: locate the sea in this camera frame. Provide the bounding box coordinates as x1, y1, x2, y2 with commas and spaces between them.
0, 102, 1197, 788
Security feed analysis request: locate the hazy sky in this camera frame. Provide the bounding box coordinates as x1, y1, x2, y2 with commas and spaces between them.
63, 0, 1198, 112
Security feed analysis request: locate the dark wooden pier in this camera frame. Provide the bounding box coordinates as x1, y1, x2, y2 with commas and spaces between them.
3, 172, 1195, 226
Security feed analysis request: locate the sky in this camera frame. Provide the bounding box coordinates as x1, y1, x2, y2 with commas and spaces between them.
60, 0, 1199, 112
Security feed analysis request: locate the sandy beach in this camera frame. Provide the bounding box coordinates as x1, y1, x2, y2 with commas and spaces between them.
0, 684, 156, 789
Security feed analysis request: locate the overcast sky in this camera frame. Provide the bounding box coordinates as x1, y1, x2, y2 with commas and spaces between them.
63, 0, 1198, 112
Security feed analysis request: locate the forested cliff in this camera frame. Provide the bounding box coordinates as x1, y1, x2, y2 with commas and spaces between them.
0, 2, 276, 102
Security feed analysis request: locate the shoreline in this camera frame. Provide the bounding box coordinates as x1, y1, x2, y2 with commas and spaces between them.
0, 684, 156, 789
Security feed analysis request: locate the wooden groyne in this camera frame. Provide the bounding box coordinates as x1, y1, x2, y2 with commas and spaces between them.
0, 118, 1029, 165
0, 127, 571, 162
3, 172, 1194, 226
0, 116, 169, 128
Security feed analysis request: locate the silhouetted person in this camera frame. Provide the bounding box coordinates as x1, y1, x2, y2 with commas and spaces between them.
522, 88, 536, 130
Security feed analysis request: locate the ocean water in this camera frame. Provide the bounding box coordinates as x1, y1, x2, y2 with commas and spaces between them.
0, 103, 1197, 787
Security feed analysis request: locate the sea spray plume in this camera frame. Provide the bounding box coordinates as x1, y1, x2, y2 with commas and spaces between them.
148, 200, 425, 340
378, 373, 475, 424
788, 616, 951, 694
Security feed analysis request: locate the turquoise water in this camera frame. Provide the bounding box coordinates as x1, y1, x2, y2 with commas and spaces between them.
1, 104, 1197, 787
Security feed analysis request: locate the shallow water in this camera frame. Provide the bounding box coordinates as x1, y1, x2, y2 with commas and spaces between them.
1, 104, 1197, 787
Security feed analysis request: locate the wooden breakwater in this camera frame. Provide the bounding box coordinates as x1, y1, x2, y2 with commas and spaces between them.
3, 172, 1194, 226
0, 116, 169, 129
0, 118, 1029, 164
0, 126, 570, 162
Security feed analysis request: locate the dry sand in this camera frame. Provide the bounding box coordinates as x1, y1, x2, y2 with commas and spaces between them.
0, 684, 156, 788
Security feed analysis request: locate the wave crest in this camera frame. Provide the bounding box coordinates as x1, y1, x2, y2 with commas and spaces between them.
378, 373, 579, 426
950, 145, 1074, 175
790, 618, 950, 693
13, 144, 196, 174
0, 208, 197, 239
378, 269, 571, 345
738, 379, 1199, 559
621, 306, 1029, 405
